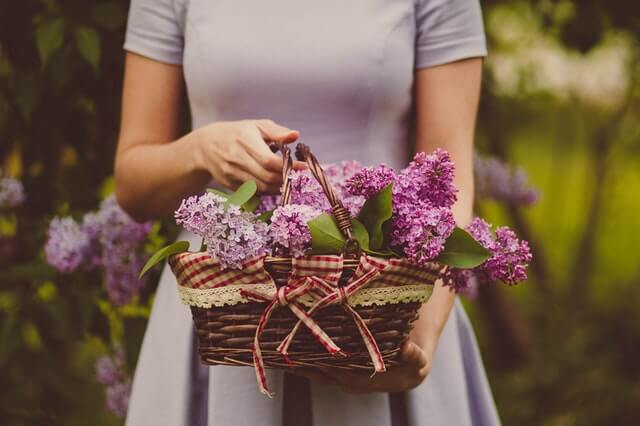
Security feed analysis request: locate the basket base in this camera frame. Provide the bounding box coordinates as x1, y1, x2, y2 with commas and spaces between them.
191, 302, 421, 370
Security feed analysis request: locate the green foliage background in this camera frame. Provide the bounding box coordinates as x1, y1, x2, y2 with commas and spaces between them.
1, 1, 639, 425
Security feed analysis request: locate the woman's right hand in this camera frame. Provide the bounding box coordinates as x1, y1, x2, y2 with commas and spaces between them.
193, 119, 302, 193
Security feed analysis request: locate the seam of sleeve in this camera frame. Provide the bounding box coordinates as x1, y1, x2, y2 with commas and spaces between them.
124, 36, 183, 65
415, 36, 487, 69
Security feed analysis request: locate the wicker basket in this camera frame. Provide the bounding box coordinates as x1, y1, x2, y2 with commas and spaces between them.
168, 144, 443, 394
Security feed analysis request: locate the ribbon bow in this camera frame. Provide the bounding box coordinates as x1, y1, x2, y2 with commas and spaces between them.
240, 277, 343, 396
276, 268, 386, 375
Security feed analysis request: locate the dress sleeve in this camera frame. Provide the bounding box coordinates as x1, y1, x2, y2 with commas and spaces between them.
123, 0, 186, 65
414, 0, 487, 69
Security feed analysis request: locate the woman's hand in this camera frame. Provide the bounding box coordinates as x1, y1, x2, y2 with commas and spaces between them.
193, 119, 303, 193
293, 341, 433, 394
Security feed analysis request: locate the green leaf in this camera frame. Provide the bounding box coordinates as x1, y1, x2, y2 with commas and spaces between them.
242, 195, 261, 212
74, 26, 101, 71
139, 240, 190, 278
224, 181, 257, 208
308, 213, 370, 254
91, 2, 126, 31
357, 183, 393, 250
36, 18, 65, 66
351, 218, 370, 251
206, 188, 230, 198
257, 208, 275, 222
437, 227, 491, 268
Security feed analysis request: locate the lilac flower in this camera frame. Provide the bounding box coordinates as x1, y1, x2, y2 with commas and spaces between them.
105, 382, 131, 417
270, 204, 321, 256
288, 161, 365, 216
466, 218, 532, 285
345, 164, 396, 198
255, 194, 280, 214
0, 175, 25, 209
95, 350, 124, 386
84, 196, 152, 305
485, 226, 532, 284
394, 149, 457, 210
175, 193, 269, 269
474, 155, 539, 206
397, 206, 456, 265
45, 217, 91, 273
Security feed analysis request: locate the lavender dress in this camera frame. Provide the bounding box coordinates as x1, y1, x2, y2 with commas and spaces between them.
123, 1, 499, 425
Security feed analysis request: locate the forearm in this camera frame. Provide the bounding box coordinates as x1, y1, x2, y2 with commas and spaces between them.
410, 170, 474, 351
115, 131, 211, 222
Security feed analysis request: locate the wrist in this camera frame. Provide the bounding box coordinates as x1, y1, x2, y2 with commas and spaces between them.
187, 126, 212, 176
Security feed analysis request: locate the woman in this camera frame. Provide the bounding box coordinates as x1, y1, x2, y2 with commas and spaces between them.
115, 0, 500, 425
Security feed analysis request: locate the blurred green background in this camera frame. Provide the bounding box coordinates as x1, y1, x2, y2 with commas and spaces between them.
1, 1, 639, 425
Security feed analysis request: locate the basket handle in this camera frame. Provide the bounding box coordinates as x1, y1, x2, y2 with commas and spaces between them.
269, 142, 360, 256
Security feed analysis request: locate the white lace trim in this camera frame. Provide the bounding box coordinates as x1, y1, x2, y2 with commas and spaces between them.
178, 284, 433, 308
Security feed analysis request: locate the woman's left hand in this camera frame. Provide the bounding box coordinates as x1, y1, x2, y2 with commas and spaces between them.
293, 340, 433, 394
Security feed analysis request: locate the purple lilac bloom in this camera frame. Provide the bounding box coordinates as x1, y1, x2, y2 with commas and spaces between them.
95, 350, 124, 386
288, 161, 365, 216
84, 197, 152, 305
394, 149, 457, 210
474, 155, 539, 206
175, 192, 270, 269
105, 381, 131, 417
0, 175, 26, 209
466, 217, 532, 285
270, 204, 321, 257
389, 150, 458, 264
345, 164, 397, 198
255, 194, 280, 214
45, 217, 91, 273
399, 206, 456, 265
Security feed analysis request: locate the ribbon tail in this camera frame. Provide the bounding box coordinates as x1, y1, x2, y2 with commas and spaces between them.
343, 304, 386, 373
252, 300, 278, 397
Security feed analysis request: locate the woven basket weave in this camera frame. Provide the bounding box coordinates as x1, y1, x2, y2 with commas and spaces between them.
169, 144, 443, 384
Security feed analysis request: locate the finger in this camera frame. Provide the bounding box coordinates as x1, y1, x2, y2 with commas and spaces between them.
241, 128, 287, 174
225, 169, 279, 194
256, 119, 300, 144
400, 341, 428, 370
235, 151, 284, 188
292, 160, 308, 171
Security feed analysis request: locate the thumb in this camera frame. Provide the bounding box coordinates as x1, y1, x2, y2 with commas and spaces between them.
400, 341, 428, 369
256, 120, 300, 144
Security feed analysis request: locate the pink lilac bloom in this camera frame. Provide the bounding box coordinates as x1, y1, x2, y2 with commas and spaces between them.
465, 217, 532, 286
344, 164, 396, 198
270, 204, 321, 256
175, 192, 270, 269
95, 349, 125, 386
288, 161, 365, 216
255, 194, 280, 214
0, 175, 26, 209
105, 381, 131, 417
44, 217, 91, 273
474, 155, 539, 206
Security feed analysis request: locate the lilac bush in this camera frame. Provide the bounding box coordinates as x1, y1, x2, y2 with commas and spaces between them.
95, 349, 130, 417
0, 174, 26, 209
474, 154, 539, 206
45, 196, 152, 305
45, 217, 91, 273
